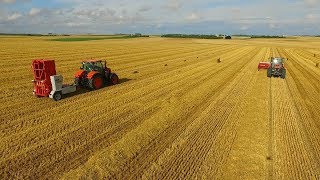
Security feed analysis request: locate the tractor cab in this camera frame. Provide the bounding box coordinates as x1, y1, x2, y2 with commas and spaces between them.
81, 60, 107, 74
270, 57, 284, 68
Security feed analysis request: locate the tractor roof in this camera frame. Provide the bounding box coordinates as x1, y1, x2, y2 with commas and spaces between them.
271, 57, 284, 60
82, 60, 104, 63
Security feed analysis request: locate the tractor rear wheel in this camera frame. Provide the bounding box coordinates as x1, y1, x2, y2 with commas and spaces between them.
109, 73, 119, 85
281, 69, 286, 79
88, 74, 104, 90
267, 67, 272, 78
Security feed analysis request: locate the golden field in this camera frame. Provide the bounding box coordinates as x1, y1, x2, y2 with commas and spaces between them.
0, 36, 320, 179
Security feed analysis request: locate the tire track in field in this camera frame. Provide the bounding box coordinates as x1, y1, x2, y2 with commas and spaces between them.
156, 48, 265, 180
1, 46, 251, 146
42, 46, 258, 179
269, 48, 320, 179
92, 48, 262, 179
280, 49, 320, 127
0, 43, 224, 80
0, 39, 172, 63
159, 47, 267, 179
36, 46, 253, 179
1, 54, 232, 158
266, 47, 278, 179
213, 47, 270, 179
0, 43, 216, 102
1, 45, 250, 131
280, 49, 320, 123
9, 43, 210, 76
268, 77, 274, 180
0, 44, 246, 132
1, 44, 240, 149
287, 50, 320, 91
0, 45, 241, 124
0, 46, 258, 179
278, 49, 320, 167
270, 78, 319, 179
294, 48, 320, 64
117, 45, 238, 73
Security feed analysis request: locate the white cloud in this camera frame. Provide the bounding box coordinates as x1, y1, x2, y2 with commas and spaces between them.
138, 5, 152, 12
0, 0, 16, 3
303, 0, 320, 6
1, 0, 320, 35
186, 13, 200, 21
269, 23, 277, 29
305, 13, 320, 23
29, 8, 41, 16
7, 12, 22, 21
231, 8, 241, 14
240, 26, 249, 30
166, 0, 182, 11
0, 0, 30, 4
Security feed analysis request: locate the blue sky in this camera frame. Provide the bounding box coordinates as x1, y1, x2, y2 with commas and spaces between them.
0, 0, 319, 35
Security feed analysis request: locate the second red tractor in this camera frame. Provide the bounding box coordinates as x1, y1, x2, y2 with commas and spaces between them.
267, 57, 286, 79
74, 60, 119, 90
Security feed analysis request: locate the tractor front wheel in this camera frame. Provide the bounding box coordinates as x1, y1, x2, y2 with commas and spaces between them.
281, 69, 286, 79
109, 73, 119, 85
88, 74, 104, 90
74, 77, 82, 87
267, 68, 272, 78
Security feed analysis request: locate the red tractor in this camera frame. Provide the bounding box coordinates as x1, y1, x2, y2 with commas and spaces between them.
74, 60, 119, 90
267, 57, 286, 79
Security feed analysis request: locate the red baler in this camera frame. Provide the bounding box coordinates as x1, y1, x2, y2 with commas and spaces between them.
32, 60, 77, 101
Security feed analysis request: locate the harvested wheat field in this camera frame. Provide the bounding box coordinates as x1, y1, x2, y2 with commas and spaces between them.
0, 36, 320, 179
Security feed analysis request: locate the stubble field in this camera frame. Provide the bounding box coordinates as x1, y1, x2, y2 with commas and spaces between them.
0, 36, 320, 179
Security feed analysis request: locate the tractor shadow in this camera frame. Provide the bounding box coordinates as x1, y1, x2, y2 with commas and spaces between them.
62, 78, 132, 99
118, 78, 131, 84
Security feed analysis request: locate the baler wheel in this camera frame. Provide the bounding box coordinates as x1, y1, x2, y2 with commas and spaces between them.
53, 91, 62, 101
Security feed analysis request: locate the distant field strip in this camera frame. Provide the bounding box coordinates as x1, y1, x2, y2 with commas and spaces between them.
50, 36, 146, 42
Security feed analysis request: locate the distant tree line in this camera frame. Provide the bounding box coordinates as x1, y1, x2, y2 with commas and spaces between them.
0, 33, 70, 36
233, 34, 285, 38
250, 35, 285, 38
130, 33, 149, 37
161, 34, 223, 39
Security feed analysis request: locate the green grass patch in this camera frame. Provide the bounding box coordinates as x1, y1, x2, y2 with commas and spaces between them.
232, 34, 286, 38
50, 35, 148, 42
161, 34, 223, 39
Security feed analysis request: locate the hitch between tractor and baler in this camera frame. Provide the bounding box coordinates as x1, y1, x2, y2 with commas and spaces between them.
48, 75, 77, 101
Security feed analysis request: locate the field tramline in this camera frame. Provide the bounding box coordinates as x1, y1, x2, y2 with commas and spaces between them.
0, 36, 319, 179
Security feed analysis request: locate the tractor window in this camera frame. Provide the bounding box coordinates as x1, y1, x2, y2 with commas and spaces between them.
82, 62, 94, 71
272, 59, 279, 64
272, 58, 283, 64
95, 62, 104, 69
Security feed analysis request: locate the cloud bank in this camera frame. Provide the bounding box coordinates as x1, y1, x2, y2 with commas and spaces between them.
0, 0, 319, 35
